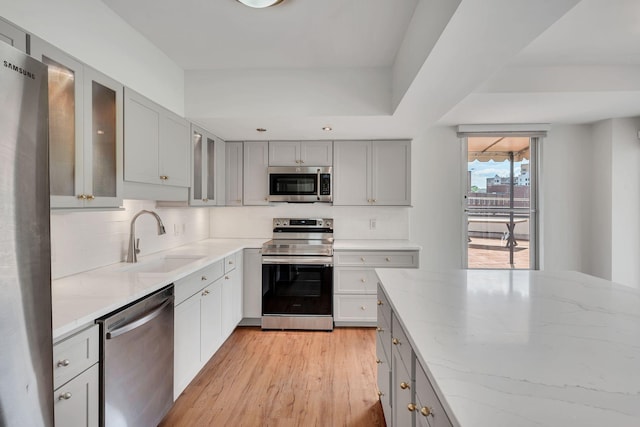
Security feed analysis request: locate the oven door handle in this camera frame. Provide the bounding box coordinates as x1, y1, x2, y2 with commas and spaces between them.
262, 256, 333, 266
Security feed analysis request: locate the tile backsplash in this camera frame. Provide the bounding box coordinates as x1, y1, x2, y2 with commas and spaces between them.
209, 204, 410, 239
50, 200, 209, 279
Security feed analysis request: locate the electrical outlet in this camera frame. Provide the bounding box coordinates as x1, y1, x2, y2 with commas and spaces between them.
369, 219, 377, 230
173, 224, 180, 236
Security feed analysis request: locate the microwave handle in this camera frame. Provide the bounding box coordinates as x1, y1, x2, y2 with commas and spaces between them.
316, 169, 321, 200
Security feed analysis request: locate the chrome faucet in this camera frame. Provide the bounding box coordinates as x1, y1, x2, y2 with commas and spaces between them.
126, 210, 167, 263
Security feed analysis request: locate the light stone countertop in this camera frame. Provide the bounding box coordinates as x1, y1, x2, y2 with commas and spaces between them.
376, 268, 640, 427
52, 238, 267, 340
333, 239, 421, 251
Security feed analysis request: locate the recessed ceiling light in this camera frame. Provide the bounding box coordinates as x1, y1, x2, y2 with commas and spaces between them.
256, 128, 267, 132
322, 126, 332, 131
236, 0, 285, 8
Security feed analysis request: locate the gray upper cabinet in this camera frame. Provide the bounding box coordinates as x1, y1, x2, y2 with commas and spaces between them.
124, 88, 190, 188
190, 125, 224, 206
225, 142, 243, 206
269, 141, 333, 166
333, 140, 411, 206
31, 37, 123, 209
0, 18, 27, 53
243, 141, 269, 205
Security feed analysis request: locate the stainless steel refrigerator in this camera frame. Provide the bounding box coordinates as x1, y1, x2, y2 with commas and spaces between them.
0, 42, 53, 426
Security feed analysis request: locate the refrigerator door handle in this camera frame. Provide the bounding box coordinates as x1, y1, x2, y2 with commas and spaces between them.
105, 298, 172, 339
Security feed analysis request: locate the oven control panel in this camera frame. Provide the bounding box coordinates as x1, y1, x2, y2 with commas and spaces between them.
273, 218, 333, 230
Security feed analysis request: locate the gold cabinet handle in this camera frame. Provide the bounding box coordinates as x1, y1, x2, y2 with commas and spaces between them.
400, 382, 410, 390
86, 194, 95, 200
77, 194, 87, 200
203, 198, 208, 202
420, 406, 432, 417
360, 306, 366, 310
376, 359, 382, 364
360, 257, 366, 262
377, 300, 383, 306
407, 403, 417, 412
392, 338, 400, 345
376, 327, 383, 332
385, 257, 391, 262
57, 359, 70, 367
360, 278, 366, 282
160, 175, 169, 180
202, 290, 210, 296
58, 392, 72, 401
377, 391, 383, 397
373, 199, 377, 203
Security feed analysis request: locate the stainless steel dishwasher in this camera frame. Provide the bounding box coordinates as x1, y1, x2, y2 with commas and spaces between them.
97, 285, 174, 427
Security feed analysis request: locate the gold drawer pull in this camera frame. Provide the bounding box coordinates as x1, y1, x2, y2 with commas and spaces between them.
360, 257, 366, 262
376, 359, 382, 364
407, 403, 416, 412
377, 391, 383, 397
421, 406, 432, 417
377, 300, 383, 306
400, 382, 410, 390
392, 338, 400, 345
385, 257, 391, 262
376, 327, 383, 332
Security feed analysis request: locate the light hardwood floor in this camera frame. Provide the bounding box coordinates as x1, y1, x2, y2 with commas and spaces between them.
160, 327, 386, 427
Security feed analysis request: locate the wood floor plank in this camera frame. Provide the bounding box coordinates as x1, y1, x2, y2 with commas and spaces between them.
160, 327, 386, 427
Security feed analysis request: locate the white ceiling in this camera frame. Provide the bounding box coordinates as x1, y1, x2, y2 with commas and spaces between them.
102, 0, 640, 140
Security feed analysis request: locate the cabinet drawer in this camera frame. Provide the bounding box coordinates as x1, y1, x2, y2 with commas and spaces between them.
53, 325, 99, 390
416, 362, 453, 427
392, 349, 413, 427
391, 313, 412, 374
335, 268, 378, 294
335, 251, 419, 268
224, 252, 237, 274
334, 295, 378, 322
377, 286, 391, 326
175, 260, 224, 305
54, 363, 99, 427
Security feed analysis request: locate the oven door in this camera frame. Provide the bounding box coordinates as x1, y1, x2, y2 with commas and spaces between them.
262, 257, 333, 316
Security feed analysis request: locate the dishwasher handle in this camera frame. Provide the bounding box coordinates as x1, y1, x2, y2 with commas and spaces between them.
106, 297, 172, 340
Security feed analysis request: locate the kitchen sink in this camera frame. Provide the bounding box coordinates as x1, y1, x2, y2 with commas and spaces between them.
116, 255, 206, 274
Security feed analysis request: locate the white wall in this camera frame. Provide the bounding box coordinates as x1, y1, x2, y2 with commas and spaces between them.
611, 117, 640, 287
51, 200, 209, 280
0, 0, 184, 115
539, 124, 595, 272
210, 205, 409, 240
409, 126, 463, 269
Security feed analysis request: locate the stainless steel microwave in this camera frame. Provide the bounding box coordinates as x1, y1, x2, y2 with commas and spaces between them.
268, 166, 332, 203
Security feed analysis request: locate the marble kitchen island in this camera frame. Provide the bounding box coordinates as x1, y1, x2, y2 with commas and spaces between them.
375, 268, 640, 427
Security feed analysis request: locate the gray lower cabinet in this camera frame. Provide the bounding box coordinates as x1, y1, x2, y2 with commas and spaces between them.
53, 325, 100, 427
378, 284, 453, 427
173, 251, 244, 399
334, 250, 419, 326
240, 248, 262, 326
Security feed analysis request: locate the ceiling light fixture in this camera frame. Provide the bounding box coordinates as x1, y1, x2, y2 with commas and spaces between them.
322, 126, 332, 131
256, 128, 267, 132
236, 0, 285, 8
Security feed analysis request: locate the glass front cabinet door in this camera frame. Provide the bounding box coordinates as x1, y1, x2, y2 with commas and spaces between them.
30, 37, 123, 209
190, 125, 224, 206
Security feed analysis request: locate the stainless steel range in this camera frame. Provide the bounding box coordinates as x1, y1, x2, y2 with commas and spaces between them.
261, 218, 334, 330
